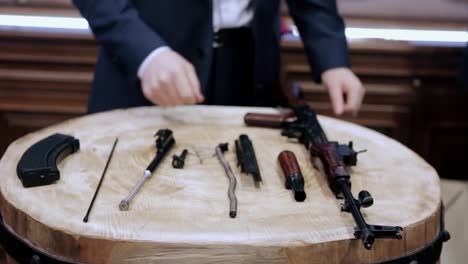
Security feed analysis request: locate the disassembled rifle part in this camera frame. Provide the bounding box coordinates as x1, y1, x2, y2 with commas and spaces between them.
17, 133, 80, 188
172, 149, 188, 169
215, 143, 238, 218
278, 150, 306, 202
235, 134, 262, 184
83, 138, 118, 223
119, 129, 175, 211
244, 112, 296, 128
245, 105, 403, 250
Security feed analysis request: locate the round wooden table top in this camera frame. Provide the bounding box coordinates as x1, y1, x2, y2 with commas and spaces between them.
0, 106, 441, 264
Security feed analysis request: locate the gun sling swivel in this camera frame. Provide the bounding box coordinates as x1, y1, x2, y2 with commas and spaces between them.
119, 129, 175, 211
215, 143, 238, 218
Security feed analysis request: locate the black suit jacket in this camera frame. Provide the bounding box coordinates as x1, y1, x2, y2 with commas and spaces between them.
73, 0, 350, 113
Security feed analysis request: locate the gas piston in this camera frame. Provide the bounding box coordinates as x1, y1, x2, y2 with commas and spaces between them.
215, 143, 238, 218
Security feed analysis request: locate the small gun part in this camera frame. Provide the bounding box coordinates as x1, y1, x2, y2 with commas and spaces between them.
278, 151, 306, 202
17, 133, 80, 188
215, 143, 237, 218
119, 129, 175, 211
83, 138, 118, 223
235, 134, 262, 183
172, 149, 188, 169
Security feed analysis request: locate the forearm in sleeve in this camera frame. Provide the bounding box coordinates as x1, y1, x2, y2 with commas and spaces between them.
73, 0, 167, 77
286, 0, 350, 82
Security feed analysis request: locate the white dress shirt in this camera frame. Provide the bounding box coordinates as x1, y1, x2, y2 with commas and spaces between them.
213, 0, 254, 31
138, 0, 254, 78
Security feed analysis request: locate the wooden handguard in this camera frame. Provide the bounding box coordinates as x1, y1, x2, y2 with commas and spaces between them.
244, 112, 295, 128
278, 151, 302, 177
278, 150, 306, 202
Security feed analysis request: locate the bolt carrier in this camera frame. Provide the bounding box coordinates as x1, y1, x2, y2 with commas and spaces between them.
119, 129, 175, 211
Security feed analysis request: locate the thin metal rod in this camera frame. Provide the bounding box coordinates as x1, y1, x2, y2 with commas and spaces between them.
83, 138, 119, 223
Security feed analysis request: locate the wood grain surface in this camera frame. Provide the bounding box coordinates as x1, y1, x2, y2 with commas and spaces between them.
0, 106, 441, 263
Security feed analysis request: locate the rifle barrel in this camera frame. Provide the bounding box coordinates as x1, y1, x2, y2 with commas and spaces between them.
338, 179, 375, 249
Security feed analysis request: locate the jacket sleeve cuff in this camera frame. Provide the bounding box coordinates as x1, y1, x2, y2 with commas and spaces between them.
109, 18, 168, 77
137, 46, 171, 79
305, 37, 351, 83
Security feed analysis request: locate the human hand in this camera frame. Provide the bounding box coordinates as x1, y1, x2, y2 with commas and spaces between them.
321, 67, 365, 116
140, 49, 204, 106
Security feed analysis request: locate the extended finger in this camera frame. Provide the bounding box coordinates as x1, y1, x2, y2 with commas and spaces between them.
176, 67, 197, 104
166, 79, 185, 106
160, 72, 184, 106
343, 82, 365, 116
147, 76, 173, 106
184, 64, 204, 103
152, 85, 172, 106
327, 83, 344, 116
141, 79, 162, 106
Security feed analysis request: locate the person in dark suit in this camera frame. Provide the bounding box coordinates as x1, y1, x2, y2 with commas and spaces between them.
73, 0, 364, 115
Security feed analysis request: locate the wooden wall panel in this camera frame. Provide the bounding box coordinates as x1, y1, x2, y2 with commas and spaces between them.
0, 0, 72, 8
337, 0, 468, 23
281, 0, 468, 23
0, 29, 96, 155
